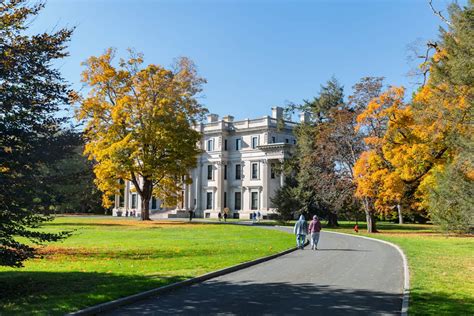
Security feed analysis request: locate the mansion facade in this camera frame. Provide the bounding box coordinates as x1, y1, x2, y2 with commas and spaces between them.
113, 107, 307, 219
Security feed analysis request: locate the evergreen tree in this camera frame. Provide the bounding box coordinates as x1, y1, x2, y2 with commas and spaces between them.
0, 1, 73, 266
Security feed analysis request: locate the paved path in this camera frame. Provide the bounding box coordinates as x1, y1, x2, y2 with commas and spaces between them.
103, 226, 403, 315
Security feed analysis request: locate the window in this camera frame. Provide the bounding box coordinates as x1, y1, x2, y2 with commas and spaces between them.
293, 139, 297, 144
251, 136, 258, 149
119, 195, 125, 207
272, 136, 276, 143
234, 192, 241, 210
224, 192, 227, 208
207, 165, 213, 180
206, 192, 213, 209
235, 138, 241, 150
181, 191, 184, 209
207, 139, 213, 151
271, 163, 276, 179
224, 139, 228, 151
224, 164, 227, 180
131, 193, 137, 209
235, 164, 241, 180
251, 163, 258, 179
251, 192, 258, 210
151, 197, 157, 209
285, 138, 289, 143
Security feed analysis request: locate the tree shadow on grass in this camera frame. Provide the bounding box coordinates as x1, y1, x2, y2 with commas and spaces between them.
0, 271, 190, 315
107, 280, 474, 316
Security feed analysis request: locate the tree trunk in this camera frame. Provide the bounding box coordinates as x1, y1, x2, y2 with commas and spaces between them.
362, 197, 378, 233
327, 212, 339, 227
366, 212, 377, 233
140, 178, 153, 221
397, 204, 404, 224
141, 197, 151, 221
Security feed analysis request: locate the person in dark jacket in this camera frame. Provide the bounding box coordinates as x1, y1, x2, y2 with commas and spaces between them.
308, 215, 322, 250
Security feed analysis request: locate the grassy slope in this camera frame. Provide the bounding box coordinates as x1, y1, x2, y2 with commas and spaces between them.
0, 217, 294, 315
322, 222, 474, 315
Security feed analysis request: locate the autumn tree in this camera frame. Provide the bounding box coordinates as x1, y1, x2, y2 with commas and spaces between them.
0, 1, 73, 266
354, 2, 473, 233
75, 49, 207, 220
418, 1, 473, 232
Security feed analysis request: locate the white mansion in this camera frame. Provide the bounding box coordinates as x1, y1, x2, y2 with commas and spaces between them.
113, 107, 308, 219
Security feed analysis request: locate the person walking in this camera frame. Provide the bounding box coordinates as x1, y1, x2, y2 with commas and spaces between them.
223, 212, 227, 222
218, 212, 222, 221
189, 210, 194, 222
293, 215, 308, 249
308, 215, 322, 250
257, 211, 261, 222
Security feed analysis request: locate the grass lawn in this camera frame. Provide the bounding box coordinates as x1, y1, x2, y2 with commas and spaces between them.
322, 221, 474, 315
0, 216, 294, 315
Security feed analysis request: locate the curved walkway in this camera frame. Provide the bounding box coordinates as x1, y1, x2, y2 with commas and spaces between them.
103, 226, 404, 315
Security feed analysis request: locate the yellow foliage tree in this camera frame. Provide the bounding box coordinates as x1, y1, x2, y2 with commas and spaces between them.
74, 49, 207, 220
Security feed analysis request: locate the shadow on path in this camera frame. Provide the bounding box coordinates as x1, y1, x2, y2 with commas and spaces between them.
110, 280, 402, 315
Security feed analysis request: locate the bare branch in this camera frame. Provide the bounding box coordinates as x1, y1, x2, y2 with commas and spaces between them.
428, 0, 452, 26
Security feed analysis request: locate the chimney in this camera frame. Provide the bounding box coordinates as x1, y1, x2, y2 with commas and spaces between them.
299, 112, 310, 123
223, 115, 234, 122
207, 114, 219, 123
271, 106, 283, 120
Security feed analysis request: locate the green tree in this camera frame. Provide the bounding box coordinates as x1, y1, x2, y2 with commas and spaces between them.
44, 131, 105, 214
0, 1, 73, 267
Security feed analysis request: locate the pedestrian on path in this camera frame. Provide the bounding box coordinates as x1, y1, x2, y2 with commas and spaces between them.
308, 215, 322, 250
223, 212, 227, 222
257, 211, 261, 222
293, 215, 308, 249
218, 212, 222, 221
189, 210, 194, 222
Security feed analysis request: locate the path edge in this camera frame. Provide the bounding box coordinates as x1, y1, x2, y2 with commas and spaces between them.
66, 243, 301, 316
323, 230, 410, 316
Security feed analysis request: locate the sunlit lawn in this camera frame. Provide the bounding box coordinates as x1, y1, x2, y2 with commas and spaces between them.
0, 216, 294, 315
322, 221, 474, 315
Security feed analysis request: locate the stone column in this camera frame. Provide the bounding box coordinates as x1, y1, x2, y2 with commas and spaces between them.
183, 182, 188, 210
125, 181, 130, 211
262, 160, 269, 210
195, 162, 202, 215
279, 159, 285, 188
216, 162, 225, 212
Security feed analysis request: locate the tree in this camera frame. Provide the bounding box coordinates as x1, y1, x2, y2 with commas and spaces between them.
270, 177, 302, 222
44, 131, 105, 214
418, 1, 474, 232
75, 49, 207, 220
354, 2, 473, 233
426, 135, 474, 233
0, 1, 73, 266
279, 78, 352, 226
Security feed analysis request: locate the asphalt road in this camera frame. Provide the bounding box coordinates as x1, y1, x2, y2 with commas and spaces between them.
102, 226, 403, 315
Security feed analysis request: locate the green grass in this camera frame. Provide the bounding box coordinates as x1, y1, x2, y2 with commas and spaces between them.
0, 217, 294, 315
321, 221, 474, 315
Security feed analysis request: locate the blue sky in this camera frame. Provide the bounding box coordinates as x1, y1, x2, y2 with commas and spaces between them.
30, 0, 460, 120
